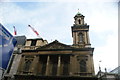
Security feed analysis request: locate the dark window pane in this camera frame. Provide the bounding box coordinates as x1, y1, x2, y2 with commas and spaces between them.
52, 64, 57, 75
24, 60, 31, 72
51, 56, 58, 76
80, 60, 86, 72
31, 40, 37, 46
78, 19, 81, 24
41, 63, 46, 75
61, 56, 70, 75
39, 55, 47, 75
63, 64, 69, 75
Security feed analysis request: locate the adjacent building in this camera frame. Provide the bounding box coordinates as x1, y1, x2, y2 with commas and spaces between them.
4, 36, 47, 80
97, 66, 120, 80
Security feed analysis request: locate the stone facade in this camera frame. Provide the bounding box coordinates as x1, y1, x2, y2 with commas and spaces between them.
4, 12, 97, 80
3, 37, 47, 80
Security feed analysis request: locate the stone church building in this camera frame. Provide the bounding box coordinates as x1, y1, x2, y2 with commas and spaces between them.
4, 12, 97, 80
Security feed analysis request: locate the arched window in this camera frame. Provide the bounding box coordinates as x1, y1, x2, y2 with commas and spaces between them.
24, 60, 32, 72
80, 60, 86, 72
78, 19, 81, 24
79, 33, 83, 43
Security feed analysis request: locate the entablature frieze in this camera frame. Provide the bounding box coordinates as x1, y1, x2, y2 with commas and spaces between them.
21, 48, 94, 56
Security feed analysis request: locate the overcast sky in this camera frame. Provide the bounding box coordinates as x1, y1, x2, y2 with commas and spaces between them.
0, 0, 118, 74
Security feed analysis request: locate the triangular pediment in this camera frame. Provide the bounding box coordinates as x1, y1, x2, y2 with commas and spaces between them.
36, 40, 73, 50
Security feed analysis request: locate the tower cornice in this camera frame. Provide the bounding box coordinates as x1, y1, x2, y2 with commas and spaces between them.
71, 25, 89, 30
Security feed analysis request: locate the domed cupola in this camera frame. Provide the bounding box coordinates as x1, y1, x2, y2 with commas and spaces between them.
74, 12, 85, 25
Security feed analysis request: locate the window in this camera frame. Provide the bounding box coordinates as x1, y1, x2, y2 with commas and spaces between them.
80, 60, 86, 72
39, 55, 47, 75
63, 63, 69, 75
62, 56, 70, 75
52, 63, 57, 75
24, 60, 32, 72
41, 63, 46, 75
78, 19, 81, 24
31, 40, 37, 46
51, 56, 58, 75
79, 33, 83, 43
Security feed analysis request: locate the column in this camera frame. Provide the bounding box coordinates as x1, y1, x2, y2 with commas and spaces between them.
76, 32, 79, 44
69, 55, 73, 76
31, 55, 39, 74
84, 32, 87, 44
90, 54, 95, 75
87, 32, 90, 44
17, 55, 25, 74
45, 55, 50, 75
57, 55, 61, 76
73, 32, 76, 44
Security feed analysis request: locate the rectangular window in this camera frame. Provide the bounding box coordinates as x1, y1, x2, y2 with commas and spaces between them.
80, 60, 86, 72
31, 40, 37, 46
61, 55, 70, 75
39, 55, 47, 75
22, 56, 34, 74
50, 55, 58, 75
52, 63, 57, 75
24, 60, 32, 72
63, 64, 69, 75
41, 63, 46, 75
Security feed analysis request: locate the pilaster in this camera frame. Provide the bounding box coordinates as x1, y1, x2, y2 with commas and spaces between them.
31, 55, 39, 75
45, 55, 50, 75
57, 55, 61, 76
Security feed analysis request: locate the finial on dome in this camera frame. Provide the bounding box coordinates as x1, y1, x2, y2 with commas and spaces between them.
78, 9, 79, 12
77, 8, 80, 14
74, 9, 84, 17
